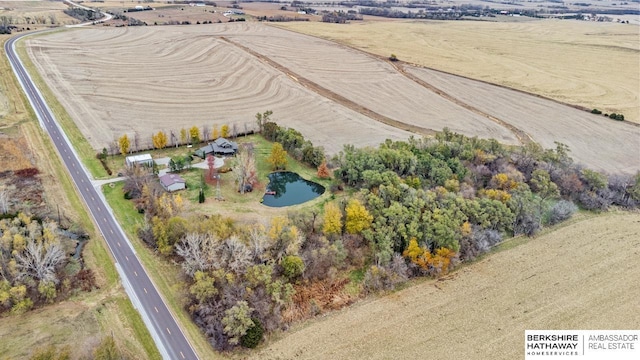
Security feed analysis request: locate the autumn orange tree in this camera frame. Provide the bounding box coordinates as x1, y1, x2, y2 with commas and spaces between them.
317, 160, 330, 179
267, 142, 287, 170
152, 131, 168, 149
402, 238, 456, 277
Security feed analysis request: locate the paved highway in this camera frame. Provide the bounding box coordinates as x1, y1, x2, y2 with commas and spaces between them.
5, 30, 199, 360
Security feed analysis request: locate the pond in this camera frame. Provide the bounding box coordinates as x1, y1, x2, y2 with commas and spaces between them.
262, 171, 325, 207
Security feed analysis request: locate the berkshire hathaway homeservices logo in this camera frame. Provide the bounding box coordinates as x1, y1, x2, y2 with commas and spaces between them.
525, 330, 639, 359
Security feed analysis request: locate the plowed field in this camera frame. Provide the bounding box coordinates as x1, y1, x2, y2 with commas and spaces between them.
25, 23, 640, 173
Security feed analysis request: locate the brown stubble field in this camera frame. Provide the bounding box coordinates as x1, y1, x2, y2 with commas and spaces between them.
0, 1, 77, 25
25, 23, 639, 174
256, 211, 640, 360
276, 20, 640, 123
405, 66, 640, 174
25, 25, 414, 155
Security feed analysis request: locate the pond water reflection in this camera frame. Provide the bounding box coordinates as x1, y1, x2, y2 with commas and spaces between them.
262, 171, 325, 207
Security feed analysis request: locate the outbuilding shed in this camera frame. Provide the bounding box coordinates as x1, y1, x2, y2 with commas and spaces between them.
159, 173, 186, 192
126, 154, 153, 168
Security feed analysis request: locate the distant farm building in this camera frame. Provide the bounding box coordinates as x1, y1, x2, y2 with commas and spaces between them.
195, 138, 238, 158
159, 173, 186, 192
126, 154, 153, 167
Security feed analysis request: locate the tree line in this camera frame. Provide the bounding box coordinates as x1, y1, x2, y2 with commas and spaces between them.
114, 122, 254, 156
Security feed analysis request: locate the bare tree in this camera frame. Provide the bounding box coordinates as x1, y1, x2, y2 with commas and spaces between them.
231, 123, 238, 139
169, 130, 177, 148
247, 225, 269, 262
108, 139, 119, 156
232, 145, 257, 194
221, 236, 252, 274
123, 164, 153, 199
0, 188, 9, 214
202, 125, 210, 143
133, 131, 140, 152
175, 233, 221, 277
14, 239, 65, 284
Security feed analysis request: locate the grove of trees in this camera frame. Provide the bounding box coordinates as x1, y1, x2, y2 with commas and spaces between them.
0, 213, 96, 316
119, 124, 639, 352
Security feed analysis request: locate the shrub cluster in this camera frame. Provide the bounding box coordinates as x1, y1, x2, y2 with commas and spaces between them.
261, 121, 326, 168
96, 149, 112, 175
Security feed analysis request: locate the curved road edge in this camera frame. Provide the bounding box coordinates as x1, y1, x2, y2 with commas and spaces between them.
4, 23, 199, 360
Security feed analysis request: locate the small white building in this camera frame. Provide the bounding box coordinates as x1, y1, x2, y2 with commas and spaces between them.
159, 173, 186, 192
125, 154, 153, 168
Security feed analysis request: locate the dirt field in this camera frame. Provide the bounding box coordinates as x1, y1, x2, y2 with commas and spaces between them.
112, 4, 229, 25
25, 25, 414, 155
256, 211, 640, 360
239, 2, 316, 20
25, 23, 639, 173
405, 66, 640, 174
276, 20, 640, 123
218, 24, 520, 145
0, 0, 77, 25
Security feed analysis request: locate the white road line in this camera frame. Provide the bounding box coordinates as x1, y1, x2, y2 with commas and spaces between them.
180, 351, 185, 359
134, 271, 138, 276
144, 288, 148, 294
110, 229, 113, 234
166, 327, 171, 335
125, 256, 129, 261
155, 306, 159, 313
117, 242, 121, 247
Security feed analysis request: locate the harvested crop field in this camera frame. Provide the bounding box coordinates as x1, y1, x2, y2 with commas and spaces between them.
276, 20, 640, 123
110, 5, 230, 25
257, 212, 640, 360
217, 25, 519, 145
25, 25, 413, 155
0, 0, 76, 25
25, 23, 639, 173
405, 67, 640, 174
